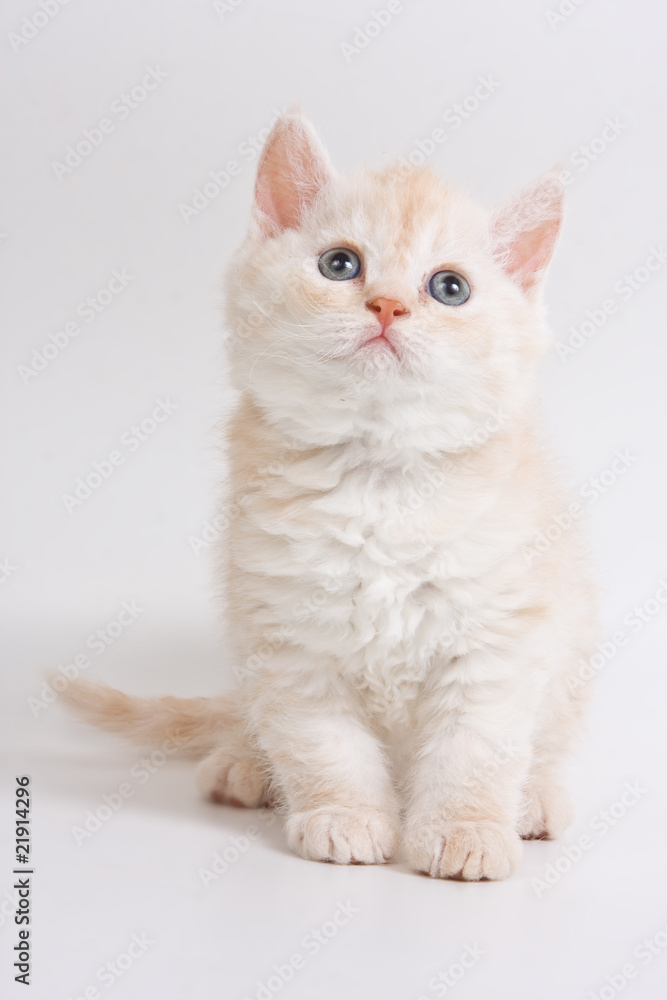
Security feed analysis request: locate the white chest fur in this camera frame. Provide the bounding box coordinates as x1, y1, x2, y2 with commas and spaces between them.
231, 444, 520, 722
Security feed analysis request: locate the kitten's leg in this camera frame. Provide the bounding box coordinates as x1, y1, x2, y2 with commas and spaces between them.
404, 654, 541, 881
196, 735, 269, 808
164, 685, 267, 808
518, 668, 591, 839
247, 665, 400, 865
518, 763, 574, 840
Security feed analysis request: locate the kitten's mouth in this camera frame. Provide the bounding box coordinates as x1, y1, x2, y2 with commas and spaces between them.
361, 330, 398, 355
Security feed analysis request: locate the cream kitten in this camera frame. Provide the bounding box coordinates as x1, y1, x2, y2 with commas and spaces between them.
62, 112, 598, 881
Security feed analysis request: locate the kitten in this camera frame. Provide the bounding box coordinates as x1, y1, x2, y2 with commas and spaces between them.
62, 112, 598, 881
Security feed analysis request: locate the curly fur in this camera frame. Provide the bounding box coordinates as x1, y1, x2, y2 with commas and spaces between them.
61, 112, 598, 880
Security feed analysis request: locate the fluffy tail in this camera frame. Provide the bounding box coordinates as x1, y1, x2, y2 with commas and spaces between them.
57, 678, 238, 758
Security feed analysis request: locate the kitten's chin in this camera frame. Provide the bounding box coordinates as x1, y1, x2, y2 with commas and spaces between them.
354, 344, 403, 382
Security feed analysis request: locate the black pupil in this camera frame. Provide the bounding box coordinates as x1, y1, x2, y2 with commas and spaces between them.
331, 254, 350, 273
443, 276, 460, 295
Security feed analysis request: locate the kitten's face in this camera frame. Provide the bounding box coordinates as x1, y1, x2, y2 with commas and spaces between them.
226, 117, 561, 451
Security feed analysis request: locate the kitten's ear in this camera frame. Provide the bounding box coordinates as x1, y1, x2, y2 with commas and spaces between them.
252, 112, 334, 237
491, 172, 564, 296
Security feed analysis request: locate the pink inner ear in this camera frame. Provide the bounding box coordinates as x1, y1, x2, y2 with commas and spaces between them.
492, 174, 563, 294
506, 216, 561, 289
254, 117, 332, 235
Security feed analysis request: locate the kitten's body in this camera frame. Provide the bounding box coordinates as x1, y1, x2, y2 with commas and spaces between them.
63, 114, 598, 880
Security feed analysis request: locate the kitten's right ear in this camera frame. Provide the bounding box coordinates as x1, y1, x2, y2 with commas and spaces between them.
252, 112, 334, 238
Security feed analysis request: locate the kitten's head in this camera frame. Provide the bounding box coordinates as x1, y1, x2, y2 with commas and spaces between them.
226, 112, 563, 452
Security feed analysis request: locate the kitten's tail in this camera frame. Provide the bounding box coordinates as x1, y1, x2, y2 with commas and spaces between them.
57, 678, 238, 758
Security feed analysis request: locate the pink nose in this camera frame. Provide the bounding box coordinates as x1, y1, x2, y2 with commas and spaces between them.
366, 296, 409, 332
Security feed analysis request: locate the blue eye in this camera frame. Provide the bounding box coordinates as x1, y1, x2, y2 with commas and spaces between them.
428, 270, 471, 306
318, 248, 362, 281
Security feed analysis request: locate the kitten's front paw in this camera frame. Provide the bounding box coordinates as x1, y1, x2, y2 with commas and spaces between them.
286, 807, 399, 865
518, 781, 574, 840
404, 820, 522, 881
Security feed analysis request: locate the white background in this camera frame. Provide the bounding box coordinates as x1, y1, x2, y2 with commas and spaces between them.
1, 0, 666, 998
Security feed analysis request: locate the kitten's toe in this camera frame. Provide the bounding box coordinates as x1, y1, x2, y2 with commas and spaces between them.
404, 819, 521, 881
518, 781, 574, 840
196, 746, 267, 808
286, 807, 399, 865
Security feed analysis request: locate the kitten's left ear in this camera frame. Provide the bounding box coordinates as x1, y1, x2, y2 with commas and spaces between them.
252, 111, 334, 237
491, 172, 564, 296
